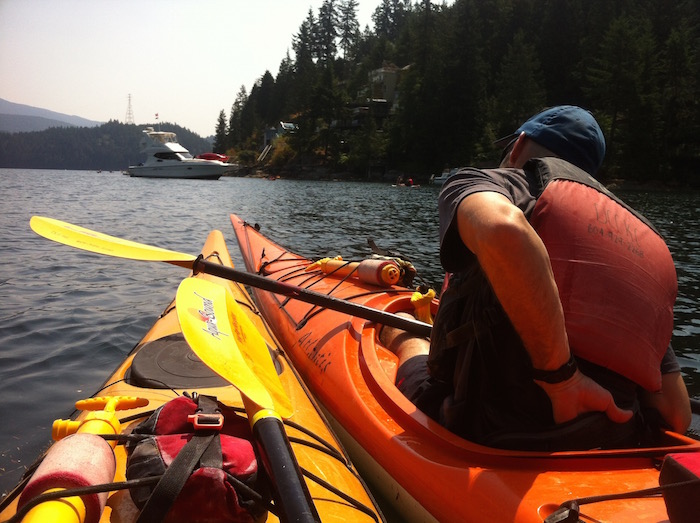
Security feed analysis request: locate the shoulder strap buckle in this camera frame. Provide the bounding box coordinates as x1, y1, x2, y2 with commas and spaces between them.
187, 394, 224, 431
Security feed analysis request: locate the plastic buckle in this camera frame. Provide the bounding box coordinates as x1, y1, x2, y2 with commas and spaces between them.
187, 412, 224, 431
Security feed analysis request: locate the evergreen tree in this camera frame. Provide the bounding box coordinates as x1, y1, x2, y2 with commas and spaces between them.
373, 0, 408, 41
310, 66, 344, 161
256, 71, 277, 125
338, 0, 360, 60
240, 83, 261, 149
658, 23, 699, 168
211, 0, 699, 180
213, 110, 228, 154
585, 16, 660, 176
293, 11, 319, 112
228, 85, 248, 149
538, 0, 586, 104
386, 0, 443, 172
317, 0, 339, 64
439, 0, 488, 165
493, 30, 546, 134
275, 51, 296, 120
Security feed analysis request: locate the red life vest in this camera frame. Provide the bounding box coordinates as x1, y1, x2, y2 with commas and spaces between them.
528, 158, 677, 391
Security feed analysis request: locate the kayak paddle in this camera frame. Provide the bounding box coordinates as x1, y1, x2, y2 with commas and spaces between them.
29, 216, 197, 268
30, 216, 432, 337
176, 277, 319, 523
177, 277, 292, 418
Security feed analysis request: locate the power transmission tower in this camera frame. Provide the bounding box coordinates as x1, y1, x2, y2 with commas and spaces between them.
125, 94, 135, 125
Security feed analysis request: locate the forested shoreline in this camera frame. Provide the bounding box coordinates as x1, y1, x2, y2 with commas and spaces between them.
216, 0, 700, 184
2, 0, 698, 184
0, 122, 213, 172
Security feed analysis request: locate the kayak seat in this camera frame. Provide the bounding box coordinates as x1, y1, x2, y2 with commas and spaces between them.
126, 334, 231, 389
484, 412, 640, 451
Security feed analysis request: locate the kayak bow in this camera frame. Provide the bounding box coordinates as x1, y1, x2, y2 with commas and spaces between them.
1, 228, 383, 523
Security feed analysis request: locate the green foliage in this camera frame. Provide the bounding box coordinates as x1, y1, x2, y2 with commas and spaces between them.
279, 0, 696, 180
9, 0, 697, 180
236, 150, 258, 166
269, 135, 297, 168
213, 110, 228, 154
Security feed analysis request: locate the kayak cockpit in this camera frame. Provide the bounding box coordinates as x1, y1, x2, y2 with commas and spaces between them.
355, 293, 700, 464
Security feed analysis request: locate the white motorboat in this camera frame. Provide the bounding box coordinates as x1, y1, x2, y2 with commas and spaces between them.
127, 128, 230, 180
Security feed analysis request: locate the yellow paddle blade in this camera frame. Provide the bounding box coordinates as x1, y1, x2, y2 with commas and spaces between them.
30, 216, 196, 268
176, 277, 293, 419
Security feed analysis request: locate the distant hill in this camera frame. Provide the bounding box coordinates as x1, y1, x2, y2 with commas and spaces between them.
0, 120, 216, 171
0, 98, 103, 133
0, 113, 82, 133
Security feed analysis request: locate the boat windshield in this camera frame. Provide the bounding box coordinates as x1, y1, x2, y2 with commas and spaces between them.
154, 152, 181, 161
149, 132, 179, 144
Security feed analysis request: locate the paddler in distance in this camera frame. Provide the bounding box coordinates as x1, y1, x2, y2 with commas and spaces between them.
382, 105, 691, 449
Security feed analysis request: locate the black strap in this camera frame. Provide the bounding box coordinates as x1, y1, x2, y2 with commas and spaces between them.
531, 353, 579, 384
200, 430, 223, 469
136, 395, 222, 523
135, 431, 218, 523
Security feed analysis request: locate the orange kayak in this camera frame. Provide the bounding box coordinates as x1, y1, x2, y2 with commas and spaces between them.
0, 229, 383, 523
231, 213, 700, 523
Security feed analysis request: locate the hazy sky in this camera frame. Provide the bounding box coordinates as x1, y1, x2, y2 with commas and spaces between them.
0, 0, 381, 137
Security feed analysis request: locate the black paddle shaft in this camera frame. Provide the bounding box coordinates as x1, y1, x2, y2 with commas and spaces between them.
194, 258, 433, 338
253, 417, 320, 523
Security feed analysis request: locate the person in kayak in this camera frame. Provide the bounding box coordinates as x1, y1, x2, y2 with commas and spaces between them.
382, 105, 691, 449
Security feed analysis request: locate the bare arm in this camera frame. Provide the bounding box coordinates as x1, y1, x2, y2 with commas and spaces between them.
455, 191, 632, 424
641, 372, 691, 433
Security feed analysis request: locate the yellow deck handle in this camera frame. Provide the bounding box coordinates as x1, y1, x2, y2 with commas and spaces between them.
53, 395, 149, 443
22, 489, 87, 523
411, 288, 436, 325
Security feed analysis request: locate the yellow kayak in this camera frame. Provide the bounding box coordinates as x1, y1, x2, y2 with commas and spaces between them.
0, 229, 383, 523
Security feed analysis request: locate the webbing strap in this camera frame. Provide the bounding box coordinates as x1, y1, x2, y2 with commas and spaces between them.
136, 395, 222, 523
135, 431, 217, 523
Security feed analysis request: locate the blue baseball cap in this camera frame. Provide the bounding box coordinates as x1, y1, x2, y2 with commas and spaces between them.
495, 105, 606, 175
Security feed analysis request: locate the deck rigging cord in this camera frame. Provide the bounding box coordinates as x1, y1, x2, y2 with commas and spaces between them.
255, 250, 423, 331
544, 477, 700, 522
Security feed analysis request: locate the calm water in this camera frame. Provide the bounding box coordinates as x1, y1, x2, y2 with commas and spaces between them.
1, 168, 700, 496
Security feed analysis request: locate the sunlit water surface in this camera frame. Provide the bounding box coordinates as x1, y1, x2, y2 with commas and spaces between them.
1, 168, 699, 497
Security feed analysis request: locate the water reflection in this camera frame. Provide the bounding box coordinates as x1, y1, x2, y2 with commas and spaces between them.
616, 191, 700, 390
1, 169, 699, 496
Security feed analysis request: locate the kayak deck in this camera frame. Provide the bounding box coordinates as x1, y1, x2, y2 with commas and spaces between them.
231, 213, 700, 523
0, 230, 383, 522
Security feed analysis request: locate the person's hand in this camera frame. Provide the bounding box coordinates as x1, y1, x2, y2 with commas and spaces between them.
536, 370, 634, 424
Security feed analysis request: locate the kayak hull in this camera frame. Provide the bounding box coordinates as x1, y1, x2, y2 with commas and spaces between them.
0, 230, 382, 522
231, 213, 700, 523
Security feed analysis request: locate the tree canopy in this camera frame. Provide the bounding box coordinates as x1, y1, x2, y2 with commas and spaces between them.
219, 0, 700, 183
3, 0, 698, 183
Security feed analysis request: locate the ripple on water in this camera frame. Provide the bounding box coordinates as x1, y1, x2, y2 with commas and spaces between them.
2, 171, 700, 496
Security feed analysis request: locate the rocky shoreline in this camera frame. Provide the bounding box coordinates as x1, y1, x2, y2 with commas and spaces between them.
224, 165, 697, 191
